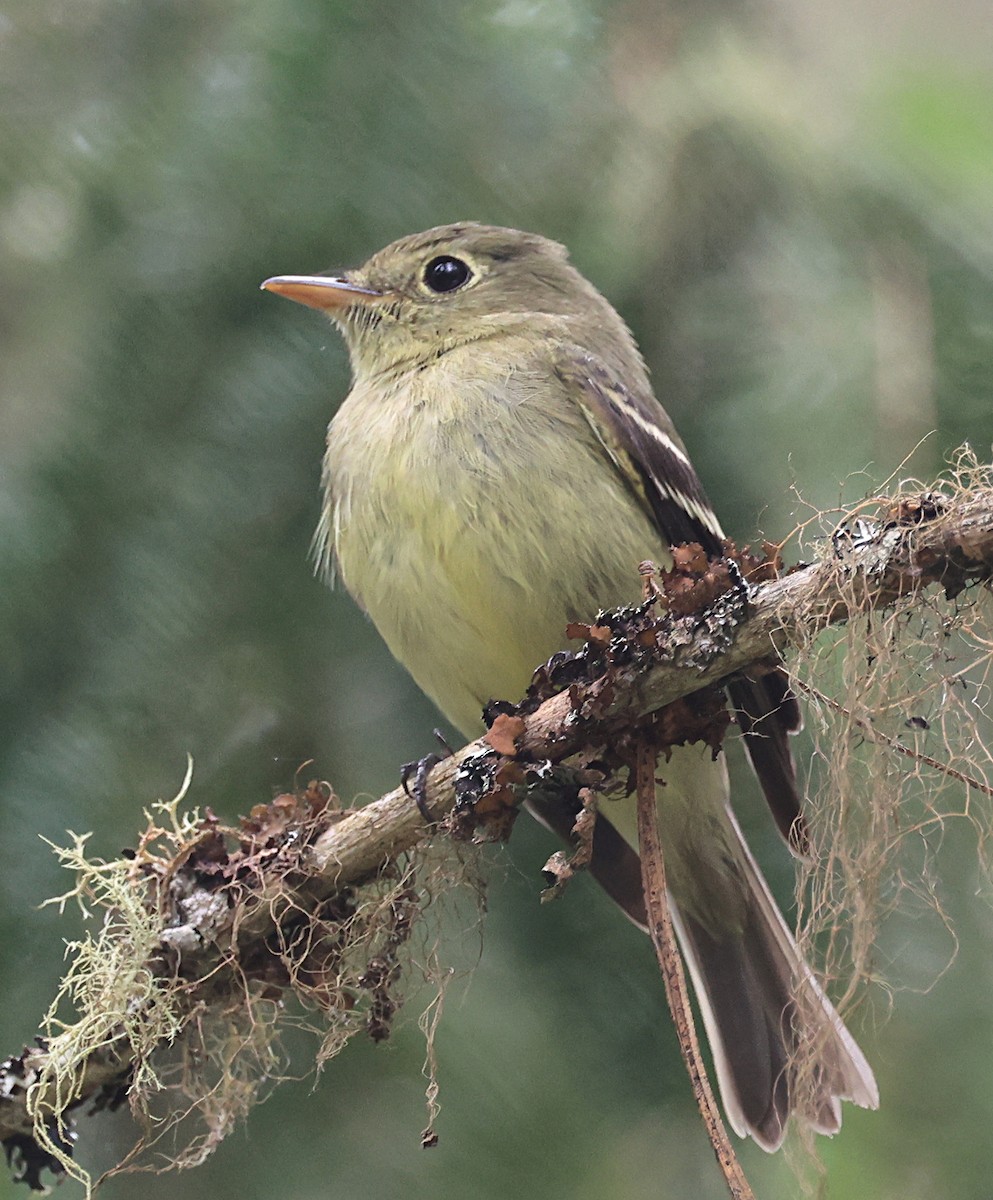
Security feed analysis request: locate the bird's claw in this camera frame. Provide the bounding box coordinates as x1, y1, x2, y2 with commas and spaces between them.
400, 730, 454, 824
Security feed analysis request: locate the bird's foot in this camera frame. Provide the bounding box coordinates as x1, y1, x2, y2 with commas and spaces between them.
400, 729, 454, 824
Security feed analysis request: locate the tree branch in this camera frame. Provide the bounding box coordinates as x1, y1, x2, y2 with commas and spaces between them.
301, 485, 993, 889
2, 476, 992, 1192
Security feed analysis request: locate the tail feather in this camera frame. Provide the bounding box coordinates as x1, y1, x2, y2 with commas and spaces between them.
672, 801, 877, 1150
527, 775, 879, 1150
729, 672, 808, 856
671, 904, 792, 1148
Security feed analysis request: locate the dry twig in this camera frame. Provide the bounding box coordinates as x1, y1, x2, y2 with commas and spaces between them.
634, 738, 756, 1200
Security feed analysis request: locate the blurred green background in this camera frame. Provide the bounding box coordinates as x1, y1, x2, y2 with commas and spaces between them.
3, 1, 993, 1197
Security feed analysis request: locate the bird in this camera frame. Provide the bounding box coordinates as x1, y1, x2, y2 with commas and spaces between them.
262, 222, 878, 1150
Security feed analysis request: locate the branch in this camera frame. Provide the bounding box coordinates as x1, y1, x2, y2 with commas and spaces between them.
275, 484, 993, 889
635, 738, 756, 1199
2, 474, 992, 1192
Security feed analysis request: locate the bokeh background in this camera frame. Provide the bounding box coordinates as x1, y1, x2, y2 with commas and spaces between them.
4, 1, 993, 1197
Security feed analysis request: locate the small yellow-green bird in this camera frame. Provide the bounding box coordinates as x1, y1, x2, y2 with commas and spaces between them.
263, 223, 878, 1149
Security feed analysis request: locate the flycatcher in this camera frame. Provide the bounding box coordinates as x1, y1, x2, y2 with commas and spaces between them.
262, 223, 878, 1149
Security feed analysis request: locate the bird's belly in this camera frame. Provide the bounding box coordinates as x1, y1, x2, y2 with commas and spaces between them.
336, 464, 665, 737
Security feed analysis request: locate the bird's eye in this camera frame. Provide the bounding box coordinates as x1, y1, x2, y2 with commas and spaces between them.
422, 255, 473, 294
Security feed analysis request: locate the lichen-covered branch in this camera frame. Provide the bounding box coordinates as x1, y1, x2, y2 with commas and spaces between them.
304, 485, 993, 885
2, 470, 992, 1193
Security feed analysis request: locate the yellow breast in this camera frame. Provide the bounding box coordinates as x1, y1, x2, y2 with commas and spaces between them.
324, 340, 667, 736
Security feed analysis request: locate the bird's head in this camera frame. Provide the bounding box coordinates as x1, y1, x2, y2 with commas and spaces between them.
263, 222, 630, 377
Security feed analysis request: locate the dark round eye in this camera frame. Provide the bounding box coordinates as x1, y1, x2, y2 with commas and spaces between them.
422, 255, 472, 294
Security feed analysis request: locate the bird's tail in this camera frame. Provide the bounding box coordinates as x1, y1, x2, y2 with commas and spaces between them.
527, 752, 878, 1150
670, 803, 878, 1150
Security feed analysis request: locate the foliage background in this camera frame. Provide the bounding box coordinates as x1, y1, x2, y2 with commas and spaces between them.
3, 1, 993, 1197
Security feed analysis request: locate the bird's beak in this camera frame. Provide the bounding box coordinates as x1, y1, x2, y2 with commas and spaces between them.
261, 274, 386, 312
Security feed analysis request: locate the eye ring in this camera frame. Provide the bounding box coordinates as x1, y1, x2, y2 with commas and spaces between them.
422, 255, 473, 294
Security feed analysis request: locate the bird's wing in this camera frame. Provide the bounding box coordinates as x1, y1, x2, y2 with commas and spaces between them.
553, 348, 726, 553
552, 347, 805, 853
